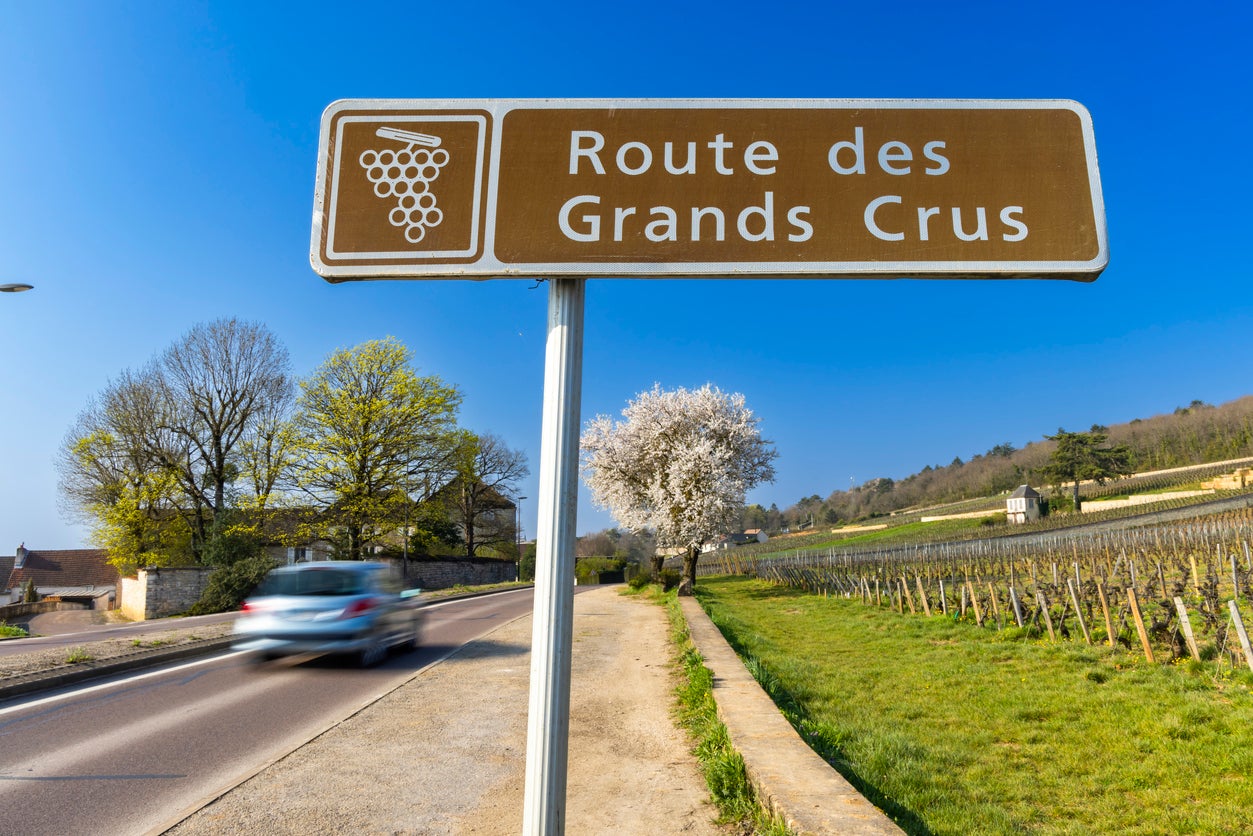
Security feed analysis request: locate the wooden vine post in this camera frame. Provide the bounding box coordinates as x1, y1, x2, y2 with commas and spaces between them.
1173, 597, 1201, 662
1097, 582, 1115, 647
1126, 587, 1155, 663
1036, 591, 1057, 642
1067, 579, 1092, 645
968, 581, 984, 626
916, 576, 932, 616
1230, 601, 1253, 673
1009, 587, 1025, 628
988, 583, 1002, 629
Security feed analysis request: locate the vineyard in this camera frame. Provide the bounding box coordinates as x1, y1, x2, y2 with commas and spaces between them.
706, 503, 1253, 670
888, 456, 1253, 523
729, 476, 1253, 558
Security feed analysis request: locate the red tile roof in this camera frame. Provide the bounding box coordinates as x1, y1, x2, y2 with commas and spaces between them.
6, 549, 118, 591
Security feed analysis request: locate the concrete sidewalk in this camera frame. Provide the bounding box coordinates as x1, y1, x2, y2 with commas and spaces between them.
157, 587, 901, 835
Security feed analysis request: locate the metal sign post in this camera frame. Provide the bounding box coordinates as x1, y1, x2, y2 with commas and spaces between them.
521, 277, 584, 834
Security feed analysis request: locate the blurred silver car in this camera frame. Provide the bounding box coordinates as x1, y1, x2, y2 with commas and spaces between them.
233, 561, 423, 667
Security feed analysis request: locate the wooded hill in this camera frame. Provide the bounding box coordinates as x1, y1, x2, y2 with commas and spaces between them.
756, 395, 1253, 530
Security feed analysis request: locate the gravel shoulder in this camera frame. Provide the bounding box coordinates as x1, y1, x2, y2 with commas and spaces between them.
0, 621, 234, 682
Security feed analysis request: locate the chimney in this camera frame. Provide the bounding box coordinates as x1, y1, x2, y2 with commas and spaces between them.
15, 543, 27, 568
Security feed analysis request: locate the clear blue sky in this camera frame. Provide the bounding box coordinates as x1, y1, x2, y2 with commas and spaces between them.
2, 1, 1250, 551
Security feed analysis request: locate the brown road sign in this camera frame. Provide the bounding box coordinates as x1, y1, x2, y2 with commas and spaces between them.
311, 99, 1107, 282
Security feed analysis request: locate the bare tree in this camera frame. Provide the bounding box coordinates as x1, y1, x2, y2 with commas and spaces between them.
580, 384, 777, 593
58, 319, 294, 567
155, 319, 293, 544
446, 432, 530, 558
58, 369, 161, 516
238, 396, 296, 508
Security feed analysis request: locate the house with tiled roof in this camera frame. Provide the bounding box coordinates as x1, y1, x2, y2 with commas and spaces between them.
4, 544, 119, 608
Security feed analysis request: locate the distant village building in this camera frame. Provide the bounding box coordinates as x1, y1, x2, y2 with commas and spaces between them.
705, 529, 770, 552
1006, 485, 1042, 524
3, 543, 118, 607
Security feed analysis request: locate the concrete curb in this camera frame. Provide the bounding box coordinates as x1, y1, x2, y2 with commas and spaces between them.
0, 636, 237, 701
680, 596, 904, 836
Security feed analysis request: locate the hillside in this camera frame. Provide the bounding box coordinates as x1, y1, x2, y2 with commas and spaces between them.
753, 395, 1253, 531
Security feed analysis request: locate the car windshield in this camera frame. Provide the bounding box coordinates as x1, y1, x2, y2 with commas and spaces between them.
256, 568, 370, 597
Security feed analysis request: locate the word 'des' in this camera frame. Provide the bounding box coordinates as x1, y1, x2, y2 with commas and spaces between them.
312, 99, 1106, 281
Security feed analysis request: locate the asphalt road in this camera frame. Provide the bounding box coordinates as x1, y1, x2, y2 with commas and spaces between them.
0, 588, 539, 836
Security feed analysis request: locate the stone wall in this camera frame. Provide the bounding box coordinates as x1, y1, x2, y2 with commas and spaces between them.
0, 600, 87, 621
390, 558, 517, 590
115, 559, 516, 620
119, 567, 215, 621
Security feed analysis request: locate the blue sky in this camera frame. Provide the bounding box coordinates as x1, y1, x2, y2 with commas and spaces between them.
2, 1, 1250, 551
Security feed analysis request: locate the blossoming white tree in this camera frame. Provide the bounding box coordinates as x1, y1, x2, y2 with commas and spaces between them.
580, 384, 777, 593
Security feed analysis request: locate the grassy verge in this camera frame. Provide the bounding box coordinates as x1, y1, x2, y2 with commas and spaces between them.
421, 581, 530, 598
696, 575, 1253, 835
636, 585, 793, 835
0, 622, 29, 639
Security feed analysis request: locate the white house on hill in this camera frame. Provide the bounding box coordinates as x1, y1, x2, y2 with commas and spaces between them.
1006, 485, 1042, 524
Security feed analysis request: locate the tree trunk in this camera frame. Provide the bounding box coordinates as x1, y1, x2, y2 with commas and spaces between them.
651, 554, 665, 579
1072, 481, 1082, 513
680, 545, 700, 596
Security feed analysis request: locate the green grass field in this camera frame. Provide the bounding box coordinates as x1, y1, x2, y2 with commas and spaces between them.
696, 576, 1253, 835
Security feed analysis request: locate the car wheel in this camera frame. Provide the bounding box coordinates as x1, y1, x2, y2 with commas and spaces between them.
402, 620, 421, 652
358, 635, 387, 668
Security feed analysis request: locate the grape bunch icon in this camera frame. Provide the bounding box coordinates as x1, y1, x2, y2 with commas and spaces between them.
359, 127, 450, 244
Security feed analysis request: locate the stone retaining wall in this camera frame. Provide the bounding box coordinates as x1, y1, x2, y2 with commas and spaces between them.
393, 558, 517, 590
119, 567, 215, 621
115, 559, 517, 620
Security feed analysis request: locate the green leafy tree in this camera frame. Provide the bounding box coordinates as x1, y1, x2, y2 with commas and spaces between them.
519, 541, 538, 583
740, 504, 768, 531
87, 478, 195, 575
58, 379, 195, 574
407, 501, 463, 555
1036, 428, 1132, 512
291, 337, 461, 560
189, 514, 278, 613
